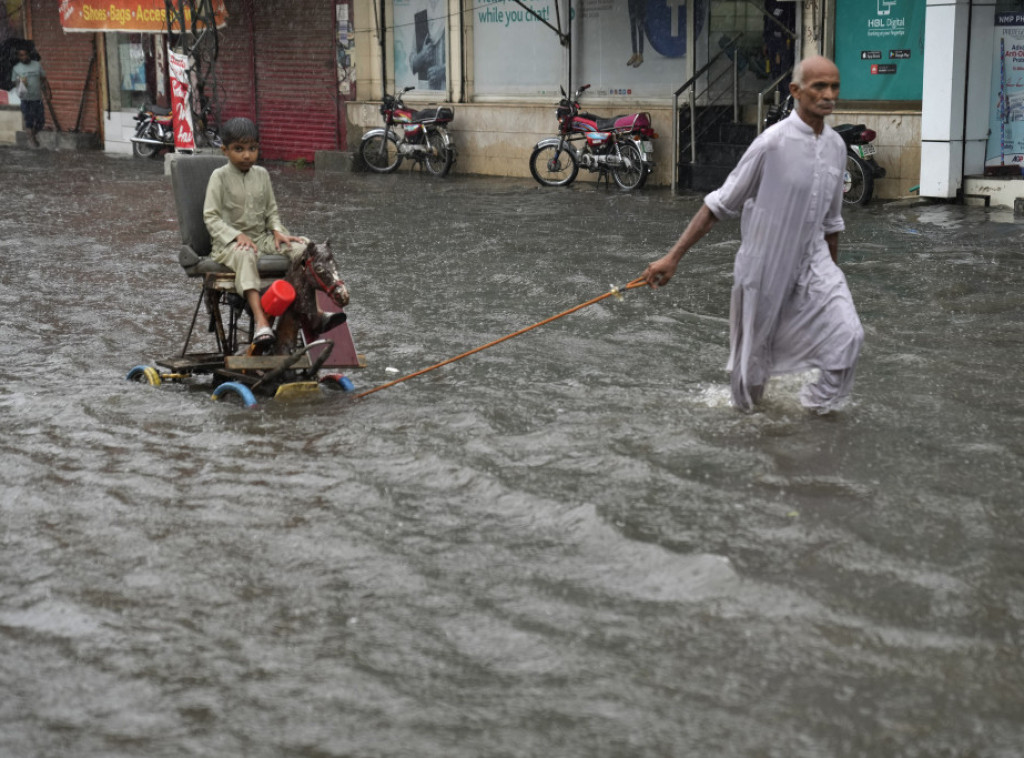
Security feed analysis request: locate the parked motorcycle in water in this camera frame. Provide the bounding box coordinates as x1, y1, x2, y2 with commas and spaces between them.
359, 86, 456, 176
529, 84, 657, 191
131, 103, 175, 158
764, 95, 885, 205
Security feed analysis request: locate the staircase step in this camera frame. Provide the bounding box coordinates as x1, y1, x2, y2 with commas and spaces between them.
677, 163, 735, 193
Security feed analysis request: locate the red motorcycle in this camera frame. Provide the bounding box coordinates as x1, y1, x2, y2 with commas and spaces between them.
529, 84, 657, 191
130, 103, 175, 158
359, 86, 456, 177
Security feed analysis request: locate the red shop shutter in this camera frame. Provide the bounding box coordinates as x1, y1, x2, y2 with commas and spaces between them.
251, 0, 339, 161
27, 0, 101, 134
212, 0, 339, 161
213, 0, 258, 124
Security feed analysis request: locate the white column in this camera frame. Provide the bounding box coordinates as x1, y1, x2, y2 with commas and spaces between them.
920, 0, 971, 198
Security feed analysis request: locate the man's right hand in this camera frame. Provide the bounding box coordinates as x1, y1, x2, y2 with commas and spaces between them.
644, 255, 679, 288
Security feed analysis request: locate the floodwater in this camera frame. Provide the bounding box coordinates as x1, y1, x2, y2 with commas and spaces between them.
1, 147, 1022, 758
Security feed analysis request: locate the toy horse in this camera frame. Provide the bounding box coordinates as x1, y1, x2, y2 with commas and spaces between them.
268, 240, 349, 355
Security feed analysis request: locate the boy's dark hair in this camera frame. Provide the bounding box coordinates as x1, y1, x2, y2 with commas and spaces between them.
221, 117, 259, 145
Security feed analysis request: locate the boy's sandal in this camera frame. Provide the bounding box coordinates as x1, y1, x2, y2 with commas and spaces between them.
253, 325, 275, 347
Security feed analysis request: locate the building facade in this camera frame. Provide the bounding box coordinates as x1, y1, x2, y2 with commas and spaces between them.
3, 1, 1020, 205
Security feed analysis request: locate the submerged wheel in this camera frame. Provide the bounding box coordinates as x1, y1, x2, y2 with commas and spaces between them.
126, 365, 162, 386
843, 154, 873, 205
529, 143, 579, 187
211, 381, 258, 408
423, 129, 454, 177
360, 133, 401, 173
612, 141, 647, 191
321, 374, 356, 392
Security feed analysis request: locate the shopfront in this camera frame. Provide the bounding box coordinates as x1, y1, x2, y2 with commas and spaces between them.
55, 0, 349, 160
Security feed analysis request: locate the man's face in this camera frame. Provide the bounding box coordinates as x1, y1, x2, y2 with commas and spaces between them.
791, 61, 840, 120
222, 139, 259, 172
16, 49, 30, 64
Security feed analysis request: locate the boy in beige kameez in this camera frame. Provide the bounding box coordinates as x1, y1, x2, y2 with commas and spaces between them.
203, 117, 310, 347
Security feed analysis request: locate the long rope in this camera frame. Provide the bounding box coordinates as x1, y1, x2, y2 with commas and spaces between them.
355, 277, 647, 399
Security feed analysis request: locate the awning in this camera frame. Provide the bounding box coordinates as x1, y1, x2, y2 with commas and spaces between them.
59, 1, 228, 33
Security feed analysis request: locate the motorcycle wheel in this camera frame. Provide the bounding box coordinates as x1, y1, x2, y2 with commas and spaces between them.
843, 154, 874, 205
612, 141, 647, 191
423, 129, 453, 177
360, 133, 402, 173
132, 124, 160, 159
529, 143, 579, 187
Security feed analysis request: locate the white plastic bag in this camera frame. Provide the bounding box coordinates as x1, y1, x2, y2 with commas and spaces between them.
15, 79, 27, 99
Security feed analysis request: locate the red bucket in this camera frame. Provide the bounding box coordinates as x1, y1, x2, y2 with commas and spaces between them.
261, 280, 296, 317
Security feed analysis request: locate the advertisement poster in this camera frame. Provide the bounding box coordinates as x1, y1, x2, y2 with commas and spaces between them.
834, 0, 924, 100
337, 2, 355, 97
394, 0, 447, 93
168, 50, 196, 152
473, 0, 707, 99
986, 14, 1024, 169
58, 0, 227, 33
119, 42, 147, 92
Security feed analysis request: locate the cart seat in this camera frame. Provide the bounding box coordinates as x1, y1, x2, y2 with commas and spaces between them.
170, 154, 290, 278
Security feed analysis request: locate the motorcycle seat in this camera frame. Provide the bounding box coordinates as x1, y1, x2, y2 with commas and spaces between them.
832, 123, 866, 136
411, 106, 454, 124
170, 155, 290, 278
144, 103, 173, 117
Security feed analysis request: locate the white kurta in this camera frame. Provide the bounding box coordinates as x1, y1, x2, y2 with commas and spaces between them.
704, 111, 864, 412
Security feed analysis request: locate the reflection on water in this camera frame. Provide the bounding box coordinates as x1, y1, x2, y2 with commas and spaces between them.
1, 149, 1022, 757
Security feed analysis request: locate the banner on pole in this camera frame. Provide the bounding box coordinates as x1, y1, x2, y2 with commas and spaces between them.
168, 49, 196, 152
58, 1, 227, 33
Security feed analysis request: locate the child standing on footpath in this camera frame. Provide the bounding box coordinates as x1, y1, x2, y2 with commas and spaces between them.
12, 44, 48, 147
203, 117, 336, 347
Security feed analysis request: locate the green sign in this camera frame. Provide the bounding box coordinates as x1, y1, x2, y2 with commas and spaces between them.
834, 0, 925, 100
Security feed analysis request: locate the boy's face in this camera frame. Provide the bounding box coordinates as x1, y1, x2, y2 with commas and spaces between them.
222, 138, 259, 172
17, 49, 30, 64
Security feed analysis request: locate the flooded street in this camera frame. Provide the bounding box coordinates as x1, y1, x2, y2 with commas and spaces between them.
1, 147, 1022, 757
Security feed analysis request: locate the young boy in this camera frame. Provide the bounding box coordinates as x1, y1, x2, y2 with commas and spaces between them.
12, 44, 48, 147
203, 117, 331, 347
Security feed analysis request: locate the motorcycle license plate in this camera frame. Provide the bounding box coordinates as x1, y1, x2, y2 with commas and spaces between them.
641, 140, 653, 155
857, 143, 876, 158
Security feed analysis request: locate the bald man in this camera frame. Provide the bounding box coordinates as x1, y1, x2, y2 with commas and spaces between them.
645, 55, 864, 413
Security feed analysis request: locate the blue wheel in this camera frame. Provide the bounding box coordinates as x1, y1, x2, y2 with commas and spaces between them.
321, 373, 356, 392
126, 365, 161, 386
211, 381, 258, 408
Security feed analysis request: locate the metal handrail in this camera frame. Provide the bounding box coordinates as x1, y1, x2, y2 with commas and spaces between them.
671, 34, 743, 194
756, 66, 794, 134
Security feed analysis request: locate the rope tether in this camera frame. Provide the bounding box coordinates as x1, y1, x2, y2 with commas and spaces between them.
355, 276, 647, 399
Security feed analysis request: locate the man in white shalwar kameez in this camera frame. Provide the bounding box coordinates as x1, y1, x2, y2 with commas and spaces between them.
644, 56, 864, 413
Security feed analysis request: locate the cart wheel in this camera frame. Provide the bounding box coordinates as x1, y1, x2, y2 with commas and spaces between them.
211, 381, 258, 408
321, 374, 356, 392
126, 365, 162, 386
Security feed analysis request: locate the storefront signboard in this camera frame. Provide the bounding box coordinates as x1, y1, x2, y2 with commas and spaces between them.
58, 0, 227, 33
834, 0, 924, 100
986, 13, 1024, 170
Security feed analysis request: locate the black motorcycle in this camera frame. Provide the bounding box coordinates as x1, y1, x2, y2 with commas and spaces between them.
764, 95, 885, 205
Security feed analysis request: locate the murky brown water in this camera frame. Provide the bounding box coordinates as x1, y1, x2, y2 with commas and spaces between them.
1, 147, 1022, 757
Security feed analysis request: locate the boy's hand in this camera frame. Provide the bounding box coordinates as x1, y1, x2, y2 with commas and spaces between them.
234, 233, 256, 252
273, 230, 303, 249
